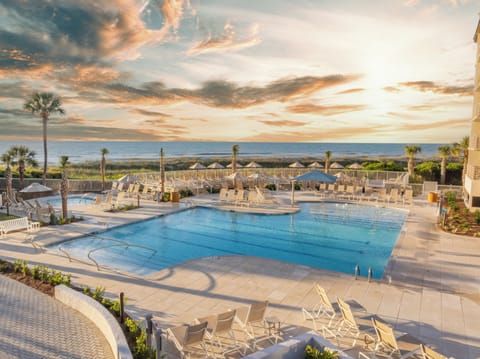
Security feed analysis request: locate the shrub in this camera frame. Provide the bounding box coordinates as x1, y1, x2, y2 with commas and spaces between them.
93, 286, 106, 300
304, 344, 339, 359
475, 210, 480, 224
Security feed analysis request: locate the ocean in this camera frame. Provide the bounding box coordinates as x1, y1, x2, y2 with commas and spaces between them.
0, 141, 445, 164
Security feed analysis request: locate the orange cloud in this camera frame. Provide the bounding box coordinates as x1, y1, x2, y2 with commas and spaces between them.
337, 88, 365, 94
397, 118, 469, 131
258, 119, 307, 127
399, 81, 473, 96
286, 103, 367, 116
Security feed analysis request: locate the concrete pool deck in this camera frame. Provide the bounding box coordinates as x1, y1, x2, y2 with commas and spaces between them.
0, 193, 479, 358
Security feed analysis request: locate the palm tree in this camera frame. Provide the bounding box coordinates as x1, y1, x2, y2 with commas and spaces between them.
325, 151, 332, 174
452, 136, 469, 185
232, 144, 239, 173
1, 152, 13, 202
24, 92, 65, 185
438, 145, 451, 185
404, 145, 422, 177
10, 145, 38, 188
160, 148, 165, 201
59, 155, 70, 220
100, 148, 109, 191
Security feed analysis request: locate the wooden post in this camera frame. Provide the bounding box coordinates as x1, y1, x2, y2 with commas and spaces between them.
120, 292, 125, 323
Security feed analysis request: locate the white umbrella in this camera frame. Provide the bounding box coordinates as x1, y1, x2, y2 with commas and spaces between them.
348, 162, 364, 169
330, 162, 344, 169
308, 161, 324, 168
226, 162, 243, 168
189, 162, 206, 170
20, 183, 52, 193
245, 161, 262, 168
226, 172, 245, 181
207, 162, 225, 169
289, 161, 305, 168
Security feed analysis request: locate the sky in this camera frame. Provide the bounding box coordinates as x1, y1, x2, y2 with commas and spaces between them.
0, 0, 478, 143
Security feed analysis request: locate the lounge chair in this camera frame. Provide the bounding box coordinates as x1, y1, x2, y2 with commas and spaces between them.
388, 188, 400, 205
102, 193, 114, 210
403, 189, 413, 207
370, 317, 421, 358
420, 344, 448, 359
164, 321, 210, 359
301, 283, 336, 329
233, 300, 278, 351
333, 297, 376, 350
196, 309, 246, 357
218, 188, 228, 202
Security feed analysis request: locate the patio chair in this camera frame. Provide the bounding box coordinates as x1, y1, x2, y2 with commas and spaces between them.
233, 300, 278, 351
420, 344, 448, 359
196, 309, 246, 357
403, 189, 413, 207
218, 188, 228, 202
387, 188, 400, 205
301, 283, 336, 329
164, 321, 210, 359
370, 317, 421, 358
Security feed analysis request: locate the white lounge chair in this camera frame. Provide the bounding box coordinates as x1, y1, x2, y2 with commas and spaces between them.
164, 321, 210, 359
233, 300, 278, 351
196, 309, 246, 357
301, 284, 336, 329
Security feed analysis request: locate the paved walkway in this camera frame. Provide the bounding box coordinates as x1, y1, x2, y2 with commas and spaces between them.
0, 275, 113, 359
1, 193, 479, 358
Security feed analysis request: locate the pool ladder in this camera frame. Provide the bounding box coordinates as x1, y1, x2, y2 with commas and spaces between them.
354, 264, 373, 282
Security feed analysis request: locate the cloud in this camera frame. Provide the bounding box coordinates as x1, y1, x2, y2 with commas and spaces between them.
397, 118, 469, 131
187, 23, 260, 56
337, 88, 365, 95
94, 74, 360, 108
286, 103, 367, 116
383, 86, 401, 93
0, 0, 189, 74
399, 81, 473, 96
131, 108, 172, 118
243, 125, 385, 142
258, 119, 307, 127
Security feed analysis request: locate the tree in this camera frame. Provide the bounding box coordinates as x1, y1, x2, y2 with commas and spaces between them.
1, 152, 13, 201
325, 151, 332, 174
438, 145, 451, 185
59, 155, 70, 220
24, 92, 65, 185
404, 145, 421, 177
452, 136, 469, 185
100, 148, 109, 191
10, 145, 38, 188
232, 144, 239, 173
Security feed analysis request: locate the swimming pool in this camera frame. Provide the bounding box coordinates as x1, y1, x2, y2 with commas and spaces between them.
50, 202, 407, 278
36, 194, 96, 207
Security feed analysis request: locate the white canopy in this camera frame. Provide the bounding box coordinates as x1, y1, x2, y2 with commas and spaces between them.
189, 162, 206, 170
20, 183, 52, 193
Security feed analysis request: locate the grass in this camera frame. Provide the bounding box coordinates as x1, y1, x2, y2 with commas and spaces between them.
0, 213, 18, 221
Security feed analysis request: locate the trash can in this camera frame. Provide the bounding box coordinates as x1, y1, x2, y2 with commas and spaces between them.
170, 192, 180, 202
427, 192, 438, 203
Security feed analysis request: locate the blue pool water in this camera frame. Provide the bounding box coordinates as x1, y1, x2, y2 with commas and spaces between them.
37, 194, 95, 207
50, 202, 407, 278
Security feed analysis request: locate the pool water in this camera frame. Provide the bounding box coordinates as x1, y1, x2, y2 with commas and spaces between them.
51, 202, 407, 278
37, 194, 96, 207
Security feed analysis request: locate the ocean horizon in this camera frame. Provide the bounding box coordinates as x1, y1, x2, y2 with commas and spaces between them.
0, 141, 447, 164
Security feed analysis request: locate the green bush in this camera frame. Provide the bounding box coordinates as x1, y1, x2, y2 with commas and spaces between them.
415, 161, 440, 181
475, 210, 480, 224
93, 286, 106, 300
304, 344, 339, 359
363, 161, 403, 171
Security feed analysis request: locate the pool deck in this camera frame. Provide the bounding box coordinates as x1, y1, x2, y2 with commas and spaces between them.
1, 192, 479, 358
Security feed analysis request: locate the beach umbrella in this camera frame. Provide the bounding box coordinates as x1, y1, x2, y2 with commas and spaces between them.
348, 162, 364, 169
226, 162, 243, 168
226, 172, 245, 181
20, 183, 52, 192
294, 170, 336, 183
289, 161, 305, 168
308, 161, 324, 168
207, 162, 224, 169
245, 161, 262, 168
189, 162, 206, 170
330, 162, 344, 169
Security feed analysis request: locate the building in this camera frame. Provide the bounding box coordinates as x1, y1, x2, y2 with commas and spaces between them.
464, 18, 480, 208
